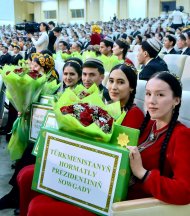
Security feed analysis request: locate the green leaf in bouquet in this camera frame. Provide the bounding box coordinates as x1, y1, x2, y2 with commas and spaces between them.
73, 83, 100, 99
54, 88, 80, 108
41, 79, 61, 95
106, 101, 122, 119
70, 51, 82, 59
97, 54, 124, 72
61, 53, 71, 60
81, 50, 97, 62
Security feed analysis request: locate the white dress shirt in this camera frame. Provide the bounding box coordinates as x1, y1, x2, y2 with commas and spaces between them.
31, 31, 49, 52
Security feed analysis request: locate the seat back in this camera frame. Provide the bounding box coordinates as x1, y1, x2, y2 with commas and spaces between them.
181, 56, 190, 80
127, 52, 140, 70
134, 80, 147, 114
54, 60, 65, 82
178, 90, 190, 127
111, 197, 190, 216
102, 71, 109, 87
133, 45, 141, 53
163, 54, 188, 78
181, 77, 190, 91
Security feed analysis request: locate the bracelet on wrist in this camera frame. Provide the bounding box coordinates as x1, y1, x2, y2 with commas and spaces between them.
141, 170, 149, 182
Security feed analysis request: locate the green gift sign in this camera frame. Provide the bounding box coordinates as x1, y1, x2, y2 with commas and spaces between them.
32, 126, 139, 215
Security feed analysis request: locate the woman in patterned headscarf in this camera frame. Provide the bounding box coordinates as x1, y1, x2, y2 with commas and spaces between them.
31, 53, 59, 82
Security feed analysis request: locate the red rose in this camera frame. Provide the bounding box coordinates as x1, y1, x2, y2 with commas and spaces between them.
14, 68, 23, 74
80, 111, 93, 126
107, 117, 114, 127
98, 108, 108, 116
28, 70, 42, 79
60, 105, 74, 114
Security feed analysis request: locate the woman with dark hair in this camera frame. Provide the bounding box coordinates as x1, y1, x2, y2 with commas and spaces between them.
108, 63, 144, 129
112, 38, 134, 65
53, 27, 64, 52
127, 71, 190, 204
135, 34, 142, 45
27, 22, 49, 52
62, 57, 82, 90
31, 53, 59, 82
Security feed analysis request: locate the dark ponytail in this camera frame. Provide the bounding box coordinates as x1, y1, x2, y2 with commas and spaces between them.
159, 103, 180, 175
139, 111, 150, 136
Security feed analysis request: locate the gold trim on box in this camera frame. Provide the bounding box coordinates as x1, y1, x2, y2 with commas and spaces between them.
29, 104, 53, 142
39, 135, 120, 213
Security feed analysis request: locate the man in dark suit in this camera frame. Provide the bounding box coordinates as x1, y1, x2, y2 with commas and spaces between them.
163, 34, 177, 54
83, 34, 91, 50
0, 45, 12, 68
10, 45, 23, 65
138, 38, 169, 81
48, 21, 56, 53
177, 33, 190, 55
130, 25, 141, 38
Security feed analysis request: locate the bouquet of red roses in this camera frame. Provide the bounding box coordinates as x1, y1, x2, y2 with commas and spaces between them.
54, 88, 125, 142
60, 103, 114, 133
0, 64, 47, 160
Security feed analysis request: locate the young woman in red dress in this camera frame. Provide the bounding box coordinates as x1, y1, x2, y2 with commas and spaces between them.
127, 72, 190, 204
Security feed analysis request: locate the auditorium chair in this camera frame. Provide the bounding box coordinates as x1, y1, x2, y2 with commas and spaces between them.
111, 198, 190, 216
54, 59, 65, 82
127, 52, 140, 70
133, 45, 141, 53
163, 54, 188, 78
181, 78, 190, 91
181, 56, 190, 90
178, 90, 190, 127
102, 71, 109, 87
134, 79, 146, 114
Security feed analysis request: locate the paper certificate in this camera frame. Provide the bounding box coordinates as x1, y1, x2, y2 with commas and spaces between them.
29, 103, 53, 142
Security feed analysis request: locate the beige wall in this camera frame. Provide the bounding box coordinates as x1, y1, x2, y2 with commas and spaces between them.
147, 0, 160, 18
14, 0, 34, 23
177, 0, 190, 13
34, 2, 42, 22
117, 0, 128, 19
57, 0, 69, 24
86, 0, 100, 22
